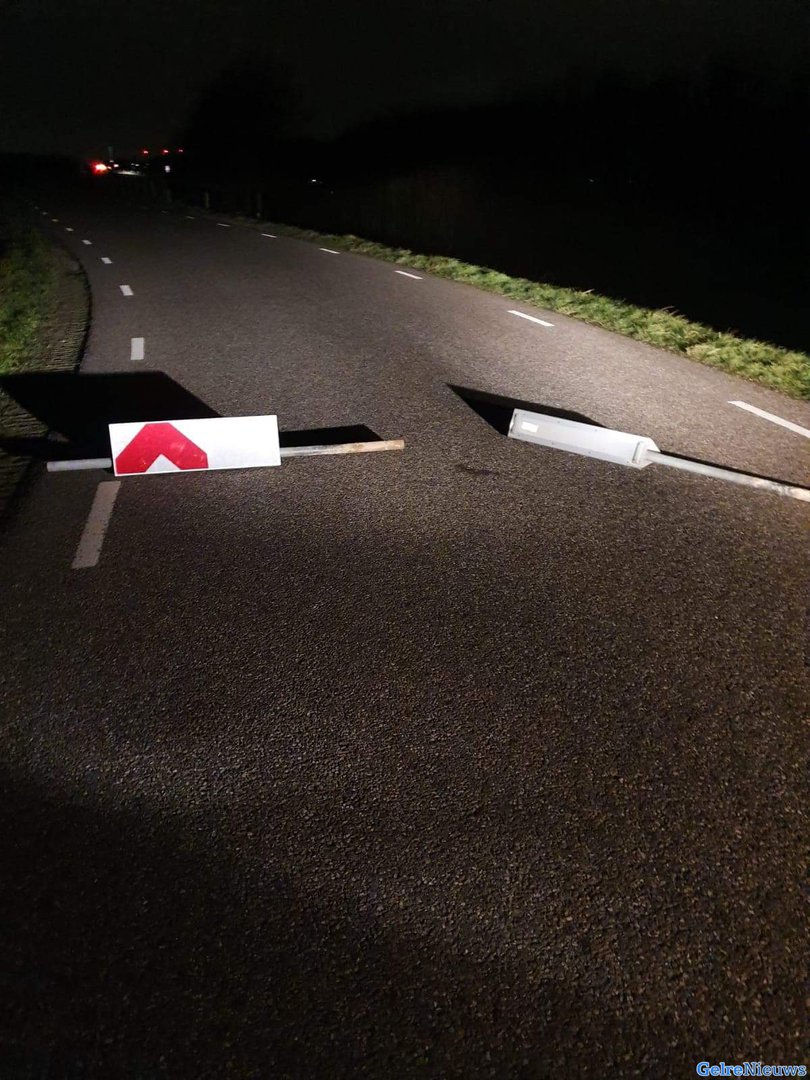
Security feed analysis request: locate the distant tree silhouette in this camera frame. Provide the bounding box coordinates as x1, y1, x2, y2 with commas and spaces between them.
166, 58, 808, 351
180, 54, 306, 179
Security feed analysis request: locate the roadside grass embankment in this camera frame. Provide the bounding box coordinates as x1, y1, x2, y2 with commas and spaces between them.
0, 202, 89, 515
220, 210, 810, 401
0, 206, 57, 375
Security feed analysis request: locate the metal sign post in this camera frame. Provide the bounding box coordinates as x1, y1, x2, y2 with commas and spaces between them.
508, 408, 810, 503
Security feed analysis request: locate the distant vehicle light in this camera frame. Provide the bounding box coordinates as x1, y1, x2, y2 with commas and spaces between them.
141, 149, 149, 155
164, 164, 171, 173
161, 148, 169, 155
91, 162, 109, 174
178, 148, 184, 153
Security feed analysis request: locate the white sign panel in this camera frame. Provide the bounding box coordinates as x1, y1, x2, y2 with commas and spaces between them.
110, 415, 281, 476
508, 408, 659, 469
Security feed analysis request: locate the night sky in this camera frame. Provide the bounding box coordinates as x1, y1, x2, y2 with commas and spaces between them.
1, 0, 806, 159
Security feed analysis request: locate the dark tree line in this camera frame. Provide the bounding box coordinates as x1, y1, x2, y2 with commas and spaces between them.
177, 57, 807, 202
179, 55, 310, 183
168, 55, 808, 350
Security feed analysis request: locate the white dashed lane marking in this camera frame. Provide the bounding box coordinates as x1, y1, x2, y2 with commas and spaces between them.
101, 257, 112, 265
65, 227, 74, 232
261, 233, 277, 238
131, 337, 145, 361
508, 310, 554, 328
217, 222, 231, 228
120, 285, 133, 297
728, 401, 810, 439
72, 481, 121, 570
82, 239, 92, 246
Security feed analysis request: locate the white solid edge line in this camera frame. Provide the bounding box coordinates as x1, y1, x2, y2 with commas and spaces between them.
120, 285, 133, 296
728, 400, 810, 440
101, 257, 112, 264
72, 481, 121, 569
261, 232, 277, 238
320, 247, 340, 254
395, 270, 423, 280
130, 337, 145, 361
82, 239, 92, 245
48, 458, 112, 472
508, 309, 555, 328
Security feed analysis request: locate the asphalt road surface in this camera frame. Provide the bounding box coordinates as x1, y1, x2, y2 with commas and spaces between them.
2, 186, 809, 1079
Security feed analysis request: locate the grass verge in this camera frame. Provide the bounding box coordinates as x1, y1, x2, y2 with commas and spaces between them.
0, 208, 58, 374
0, 202, 89, 517
225, 212, 810, 401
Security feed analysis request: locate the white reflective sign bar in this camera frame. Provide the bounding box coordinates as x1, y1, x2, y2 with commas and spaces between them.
110, 415, 281, 476
508, 408, 659, 468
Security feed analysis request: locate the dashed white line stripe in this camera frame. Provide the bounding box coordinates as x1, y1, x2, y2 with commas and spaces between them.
261, 232, 277, 238
217, 222, 231, 228
508, 309, 555, 328
82, 239, 92, 246
728, 400, 810, 439
72, 481, 121, 570
51, 218, 59, 223
395, 270, 422, 280
101, 257, 112, 264
120, 285, 133, 297
320, 247, 340, 254
130, 337, 145, 361
65, 227, 74, 232
40, 211, 47, 216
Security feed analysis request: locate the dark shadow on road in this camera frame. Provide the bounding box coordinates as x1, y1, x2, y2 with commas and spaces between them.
449, 384, 605, 436
0, 764, 653, 1080
0, 371, 221, 458
279, 424, 381, 448
2, 512, 805, 1075
0, 373, 385, 462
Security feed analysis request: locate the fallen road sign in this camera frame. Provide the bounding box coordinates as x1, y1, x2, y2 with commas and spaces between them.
109, 416, 281, 476
48, 435, 405, 473
508, 407, 810, 502
509, 408, 657, 468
